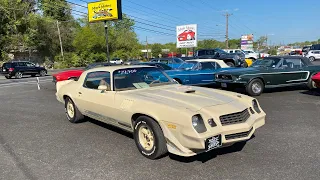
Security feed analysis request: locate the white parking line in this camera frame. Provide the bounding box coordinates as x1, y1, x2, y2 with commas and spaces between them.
0, 79, 53, 88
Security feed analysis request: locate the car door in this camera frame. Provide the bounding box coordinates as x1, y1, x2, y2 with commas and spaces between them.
314, 51, 320, 59
190, 62, 216, 85
277, 58, 306, 84
26, 62, 37, 75
17, 62, 28, 74
75, 71, 118, 125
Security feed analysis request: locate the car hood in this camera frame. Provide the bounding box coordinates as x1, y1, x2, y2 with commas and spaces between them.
216, 67, 263, 76
126, 85, 240, 112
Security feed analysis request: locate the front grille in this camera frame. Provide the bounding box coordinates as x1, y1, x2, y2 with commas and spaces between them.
216, 74, 233, 80
219, 109, 250, 126
225, 127, 253, 140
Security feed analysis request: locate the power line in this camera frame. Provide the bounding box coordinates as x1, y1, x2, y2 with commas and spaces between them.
133, 26, 175, 37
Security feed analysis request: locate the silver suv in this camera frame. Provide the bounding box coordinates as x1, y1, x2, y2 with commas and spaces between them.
305, 50, 320, 61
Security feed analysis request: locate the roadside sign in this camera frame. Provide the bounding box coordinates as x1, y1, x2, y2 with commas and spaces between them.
176, 24, 197, 48
88, 0, 122, 23
241, 34, 254, 50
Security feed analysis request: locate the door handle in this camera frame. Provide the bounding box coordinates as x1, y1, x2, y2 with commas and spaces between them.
78, 92, 82, 94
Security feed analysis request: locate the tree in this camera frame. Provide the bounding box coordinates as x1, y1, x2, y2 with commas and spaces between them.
38, 0, 72, 21
151, 43, 163, 57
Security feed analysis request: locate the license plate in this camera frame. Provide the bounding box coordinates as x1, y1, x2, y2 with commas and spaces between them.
205, 135, 222, 151
221, 83, 227, 88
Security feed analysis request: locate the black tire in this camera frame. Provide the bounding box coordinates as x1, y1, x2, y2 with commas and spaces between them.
39, 70, 46, 77
173, 78, 182, 84
64, 97, 84, 123
5, 76, 11, 79
307, 73, 317, 90
309, 56, 315, 62
226, 61, 235, 67
15, 72, 23, 79
246, 78, 264, 96
133, 116, 167, 159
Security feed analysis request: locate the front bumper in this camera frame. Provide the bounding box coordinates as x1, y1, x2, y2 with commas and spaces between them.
215, 80, 247, 89
160, 106, 266, 157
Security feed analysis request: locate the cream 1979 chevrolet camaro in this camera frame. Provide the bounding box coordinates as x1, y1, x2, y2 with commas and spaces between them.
55, 65, 266, 160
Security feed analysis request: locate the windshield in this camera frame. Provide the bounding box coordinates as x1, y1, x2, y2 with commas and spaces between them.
251, 58, 281, 68
113, 67, 176, 91
178, 61, 197, 70
173, 58, 184, 63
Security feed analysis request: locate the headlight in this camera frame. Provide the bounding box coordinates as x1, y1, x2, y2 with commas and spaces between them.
252, 99, 261, 113
192, 115, 207, 133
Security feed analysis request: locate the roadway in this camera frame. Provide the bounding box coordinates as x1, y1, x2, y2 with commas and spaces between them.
0, 77, 319, 179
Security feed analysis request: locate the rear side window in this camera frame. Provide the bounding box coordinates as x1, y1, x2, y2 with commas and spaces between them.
17, 62, 27, 66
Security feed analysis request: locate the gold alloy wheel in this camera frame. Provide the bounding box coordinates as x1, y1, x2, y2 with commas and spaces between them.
138, 125, 155, 151
67, 101, 75, 118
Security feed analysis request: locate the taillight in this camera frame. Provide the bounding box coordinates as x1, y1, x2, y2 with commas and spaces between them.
9, 68, 14, 72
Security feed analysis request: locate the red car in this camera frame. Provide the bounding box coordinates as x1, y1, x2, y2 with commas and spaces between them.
52, 62, 115, 83
177, 30, 195, 41
312, 72, 320, 88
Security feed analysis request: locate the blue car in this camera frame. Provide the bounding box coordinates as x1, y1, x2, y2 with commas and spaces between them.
150, 58, 184, 69
163, 59, 234, 86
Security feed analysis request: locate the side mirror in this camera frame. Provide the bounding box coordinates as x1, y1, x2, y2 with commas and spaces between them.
98, 85, 110, 92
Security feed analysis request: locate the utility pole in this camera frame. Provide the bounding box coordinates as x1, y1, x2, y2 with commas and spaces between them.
104, 21, 110, 62
223, 12, 232, 49
146, 36, 149, 60
56, 20, 64, 61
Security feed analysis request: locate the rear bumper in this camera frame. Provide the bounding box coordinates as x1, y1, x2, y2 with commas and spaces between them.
0, 71, 14, 76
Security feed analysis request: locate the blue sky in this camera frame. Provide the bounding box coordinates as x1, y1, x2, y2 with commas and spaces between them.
71, 0, 320, 45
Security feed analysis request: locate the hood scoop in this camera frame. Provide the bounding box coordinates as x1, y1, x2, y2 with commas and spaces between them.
184, 89, 196, 93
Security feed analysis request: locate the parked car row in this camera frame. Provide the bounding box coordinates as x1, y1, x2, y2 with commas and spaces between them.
49, 54, 320, 161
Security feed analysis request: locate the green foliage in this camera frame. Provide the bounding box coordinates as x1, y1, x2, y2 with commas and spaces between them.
38, 0, 72, 21
268, 48, 277, 55
151, 43, 163, 57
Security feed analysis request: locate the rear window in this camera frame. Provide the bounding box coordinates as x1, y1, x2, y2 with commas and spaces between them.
2, 63, 14, 68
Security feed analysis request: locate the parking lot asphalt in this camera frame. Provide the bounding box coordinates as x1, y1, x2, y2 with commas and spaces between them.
0, 78, 320, 180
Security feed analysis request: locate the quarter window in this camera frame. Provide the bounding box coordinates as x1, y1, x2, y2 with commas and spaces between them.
211, 62, 221, 69
83, 71, 111, 90
282, 59, 305, 69
199, 62, 215, 70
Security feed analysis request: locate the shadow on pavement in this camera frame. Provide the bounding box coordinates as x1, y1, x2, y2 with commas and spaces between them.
168, 140, 249, 163
88, 118, 133, 139
300, 89, 320, 96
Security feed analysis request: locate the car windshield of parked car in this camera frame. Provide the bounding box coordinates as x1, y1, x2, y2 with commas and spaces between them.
251, 58, 281, 68
173, 58, 184, 64
178, 61, 197, 70
113, 67, 176, 91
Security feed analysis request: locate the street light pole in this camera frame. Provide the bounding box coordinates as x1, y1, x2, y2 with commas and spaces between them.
104, 21, 110, 63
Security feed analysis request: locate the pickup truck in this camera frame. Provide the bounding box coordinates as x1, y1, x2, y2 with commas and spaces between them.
195, 48, 246, 67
